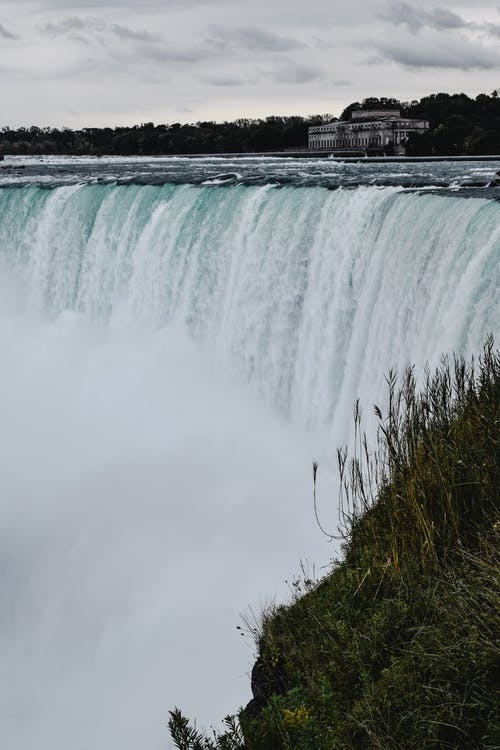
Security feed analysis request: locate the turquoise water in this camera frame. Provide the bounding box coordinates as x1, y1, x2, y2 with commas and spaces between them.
0, 181, 498, 430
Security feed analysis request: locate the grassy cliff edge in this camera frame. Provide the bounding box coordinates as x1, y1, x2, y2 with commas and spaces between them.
170, 340, 499, 750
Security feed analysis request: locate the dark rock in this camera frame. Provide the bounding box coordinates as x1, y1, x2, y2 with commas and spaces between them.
243, 656, 289, 719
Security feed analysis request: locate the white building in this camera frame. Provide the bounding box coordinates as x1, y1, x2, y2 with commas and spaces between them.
308, 110, 429, 154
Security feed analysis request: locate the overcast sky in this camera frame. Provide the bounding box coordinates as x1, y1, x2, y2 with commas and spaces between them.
1, 0, 500, 127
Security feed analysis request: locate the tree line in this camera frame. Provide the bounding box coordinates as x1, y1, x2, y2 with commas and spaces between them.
2, 92, 500, 156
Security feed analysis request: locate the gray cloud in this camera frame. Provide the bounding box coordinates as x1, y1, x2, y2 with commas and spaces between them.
42, 16, 102, 35
270, 60, 324, 83
133, 43, 210, 64
202, 75, 246, 86
484, 22, 500, 38
108, 23, 162, 42
0, 23, 18, 39
207, 25, 303, 53
365, 54, 392, 65
15, 0, 204, 6
420, 7, 468, 29
39, 14, 215, 71
382, 2, 500, 43
377, 35, 500, 70
381, 3, 469, 33
41, 16, 161, 43
4, 0, 500, 129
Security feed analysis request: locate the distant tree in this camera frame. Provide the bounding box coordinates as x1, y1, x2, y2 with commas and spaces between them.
1, 93, 500, 156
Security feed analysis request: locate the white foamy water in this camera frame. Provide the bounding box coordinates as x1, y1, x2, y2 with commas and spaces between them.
0, 172, 498, 749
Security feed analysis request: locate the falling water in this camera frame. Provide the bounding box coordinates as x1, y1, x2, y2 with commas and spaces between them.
0, 170, 498, 749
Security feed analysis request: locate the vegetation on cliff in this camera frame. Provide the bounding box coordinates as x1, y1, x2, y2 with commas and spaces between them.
2, 92, 500, 156
169, 339, 499, 749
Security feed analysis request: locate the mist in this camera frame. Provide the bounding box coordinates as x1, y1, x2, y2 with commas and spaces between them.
0, 305, 327, 749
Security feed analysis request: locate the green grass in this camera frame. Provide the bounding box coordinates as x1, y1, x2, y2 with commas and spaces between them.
169, 339, 500, 750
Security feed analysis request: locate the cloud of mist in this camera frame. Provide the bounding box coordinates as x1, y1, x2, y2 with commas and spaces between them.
0, 296, 328, 750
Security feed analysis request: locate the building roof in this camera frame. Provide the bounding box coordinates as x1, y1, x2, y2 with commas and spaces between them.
350, 109, 401, 121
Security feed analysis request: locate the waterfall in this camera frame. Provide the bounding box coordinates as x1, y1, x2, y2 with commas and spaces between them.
1, 183, 498, 431
0, 180, 498, 750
